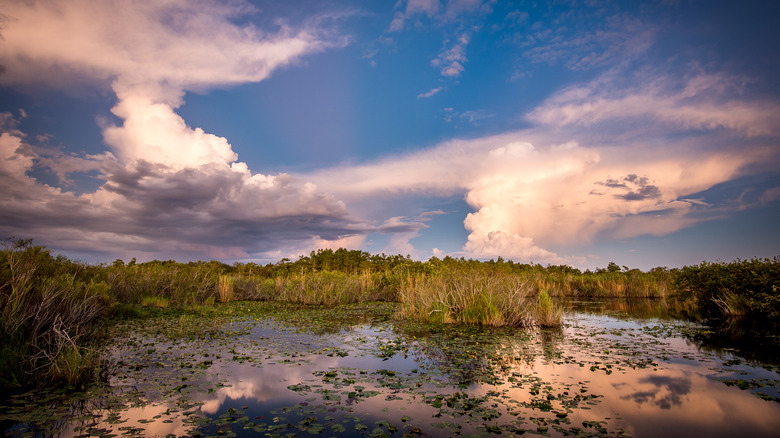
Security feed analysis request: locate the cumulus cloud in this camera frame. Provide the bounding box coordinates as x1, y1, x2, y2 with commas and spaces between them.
0, 0, 366, 261
305, 64, 777, 264
432, 33, 470, 77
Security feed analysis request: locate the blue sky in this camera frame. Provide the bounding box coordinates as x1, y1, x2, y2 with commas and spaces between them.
1, 0, 779, 270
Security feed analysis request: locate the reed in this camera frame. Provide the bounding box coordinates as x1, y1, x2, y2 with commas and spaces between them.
217, 275, 235, 303
0, 239, 109, 387
535, 289, 562, 327
397, 268, 554, 327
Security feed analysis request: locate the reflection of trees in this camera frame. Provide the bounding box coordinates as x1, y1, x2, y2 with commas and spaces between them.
685, 318, 780, 365
391, 322, 564, 386
539, 326, 564, 363
562, 298, 699, 321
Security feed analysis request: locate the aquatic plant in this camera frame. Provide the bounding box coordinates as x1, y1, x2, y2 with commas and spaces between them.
397, 268, 540, 327
535, 289, 562, 327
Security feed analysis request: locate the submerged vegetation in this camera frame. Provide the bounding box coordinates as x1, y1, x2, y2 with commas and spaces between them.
1, 237, 778, 390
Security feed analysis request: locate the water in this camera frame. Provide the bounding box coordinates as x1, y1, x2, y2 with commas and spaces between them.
2, 301, 779, 437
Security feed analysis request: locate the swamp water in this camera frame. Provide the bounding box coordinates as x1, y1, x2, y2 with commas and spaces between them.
2, 300, 779, 437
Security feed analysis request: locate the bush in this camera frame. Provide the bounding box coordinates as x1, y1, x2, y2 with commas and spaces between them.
673, 257, 780, 320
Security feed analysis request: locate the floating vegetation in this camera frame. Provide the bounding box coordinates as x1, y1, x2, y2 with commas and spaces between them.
2, 301, 779, 437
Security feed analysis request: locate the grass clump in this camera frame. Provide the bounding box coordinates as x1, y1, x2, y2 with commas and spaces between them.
535, 290, 561, 327
0, 239, 109, 388
140, 295, 169, 308
397, 267, 554, 327
218, 275, 235, 303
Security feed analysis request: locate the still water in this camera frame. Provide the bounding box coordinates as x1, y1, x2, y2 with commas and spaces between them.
2, 301, 779, 437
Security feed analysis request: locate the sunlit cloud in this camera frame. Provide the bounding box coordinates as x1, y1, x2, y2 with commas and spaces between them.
432, 33, 470, 77
528, 71, 780, 137
304, 63, 777, 264
0, 0, 363, 261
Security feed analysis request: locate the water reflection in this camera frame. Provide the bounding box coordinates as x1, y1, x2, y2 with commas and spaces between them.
2, 302, 780, 437
564, 297, 699, 321
686, 317, 780, 366
618, 375, 693, 409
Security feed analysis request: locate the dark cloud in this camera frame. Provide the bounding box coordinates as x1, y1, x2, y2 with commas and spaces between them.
0, 129, 376, 261
596, 174, 662, 201
620, 375, 692, 409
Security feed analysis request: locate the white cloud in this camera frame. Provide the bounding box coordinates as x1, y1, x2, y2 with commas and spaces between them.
0, 0, 328, 98
417, 87, 443, 99
304, 65, 778, 264
389, 0, 442, 32
432, 33, 470, 77
0, 0, 366, 261
528, 71, 780, 137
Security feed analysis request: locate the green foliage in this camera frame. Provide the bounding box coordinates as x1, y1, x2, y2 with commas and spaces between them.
3, 236, 775, 391
536, 290, 561, 327
101, 260, 219, 306
397, 267, 538, 327
672, 257, 780, 320
0, 238, 109, 387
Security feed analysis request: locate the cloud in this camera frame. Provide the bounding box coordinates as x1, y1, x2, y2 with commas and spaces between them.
389, 0, 442, 32
389, 0, 493, 31
528, 71, 780, 137
0, 0, 333, 98
417, 87, 443, 99
389, 1, 492, 78
432, 33, 470, 77
0, 0, 367, 261
305, 63, 777, 264
516, 11, 656, 71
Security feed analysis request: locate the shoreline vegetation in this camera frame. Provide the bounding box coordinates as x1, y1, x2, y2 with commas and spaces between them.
1, 238, 778, 389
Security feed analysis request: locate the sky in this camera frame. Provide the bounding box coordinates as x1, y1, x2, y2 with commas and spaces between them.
1, 0, 779, 270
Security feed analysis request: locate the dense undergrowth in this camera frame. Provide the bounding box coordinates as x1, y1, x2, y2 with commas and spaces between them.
1, 238, 778, 389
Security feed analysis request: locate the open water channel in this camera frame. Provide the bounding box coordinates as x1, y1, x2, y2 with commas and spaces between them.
2, 300, 779, 437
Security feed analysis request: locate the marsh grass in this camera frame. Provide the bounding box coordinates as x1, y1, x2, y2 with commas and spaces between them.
673, 257, 780, 319
3, 238, 773, 392
218, 275, 235, 303
535, 290, 562, 327
1, 239, 109, 387
103, 261, 218, 307
397, 268, 554, 327
140, 295, 169, 308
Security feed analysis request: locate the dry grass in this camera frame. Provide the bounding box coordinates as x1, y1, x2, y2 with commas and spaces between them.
397, 269, 559, 327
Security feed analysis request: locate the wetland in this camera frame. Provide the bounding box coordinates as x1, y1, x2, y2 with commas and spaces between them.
2, 300, 779, 437
2, 242, 779, 437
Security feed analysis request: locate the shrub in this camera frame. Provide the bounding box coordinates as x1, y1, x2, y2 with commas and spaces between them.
673, 257, 780, 319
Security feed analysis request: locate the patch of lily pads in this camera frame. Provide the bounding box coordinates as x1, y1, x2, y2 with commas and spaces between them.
2, 301, 779, 437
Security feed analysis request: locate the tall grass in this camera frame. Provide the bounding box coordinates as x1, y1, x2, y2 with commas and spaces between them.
396, 268, 559, 327
242, 271, 398, 305
1, 239, 109, 387
218, 275, 235, 303
4, 238, 772, 390
103, 261, 219, 307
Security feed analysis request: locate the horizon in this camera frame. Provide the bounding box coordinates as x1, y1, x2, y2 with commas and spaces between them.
1, 0, 779, 271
